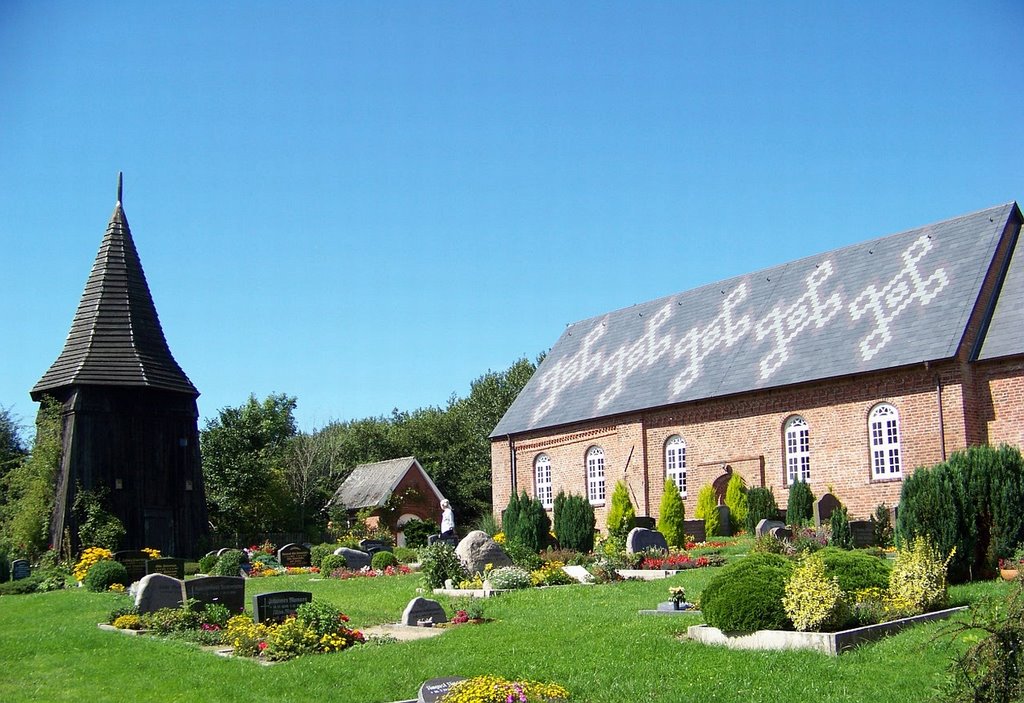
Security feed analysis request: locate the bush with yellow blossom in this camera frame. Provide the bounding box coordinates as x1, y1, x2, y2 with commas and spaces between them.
440, 675, 569, 703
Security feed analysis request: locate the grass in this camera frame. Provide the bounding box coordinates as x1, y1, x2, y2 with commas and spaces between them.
0, 560, 1010, 702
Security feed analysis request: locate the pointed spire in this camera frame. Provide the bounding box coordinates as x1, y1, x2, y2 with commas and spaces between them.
116, 171, 123, 205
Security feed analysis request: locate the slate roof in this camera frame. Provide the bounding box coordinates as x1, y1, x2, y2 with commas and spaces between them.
327, 457, 445, 510
978, 223, 1024, 360
31, 185, 198, 399
493, 203, 1023, 437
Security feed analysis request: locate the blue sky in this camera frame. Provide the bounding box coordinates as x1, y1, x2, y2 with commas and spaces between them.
2, 1, 1022, 435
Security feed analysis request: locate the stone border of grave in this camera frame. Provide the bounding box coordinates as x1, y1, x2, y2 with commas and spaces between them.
430, 587, 509, 598
686, 606, 967, 655
639, 603, 702, 616
97, 623, 149, 636
616, 569, 682, 580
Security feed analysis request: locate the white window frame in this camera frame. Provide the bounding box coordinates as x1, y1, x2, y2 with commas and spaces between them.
869, 403, 902, 479
784, 416, 811, 485
586, 446, 606, 504
534, 453, 553, 509
665, 435, 687, 497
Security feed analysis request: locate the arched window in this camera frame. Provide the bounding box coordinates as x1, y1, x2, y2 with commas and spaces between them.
534, 453, 553, 508
586, 446, 606, 504
665, 435, 687, 497
784, 416, 811, 485
869, 403, 902, 478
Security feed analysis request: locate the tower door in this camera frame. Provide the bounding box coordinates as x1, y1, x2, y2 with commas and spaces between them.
144, 509, 175, 555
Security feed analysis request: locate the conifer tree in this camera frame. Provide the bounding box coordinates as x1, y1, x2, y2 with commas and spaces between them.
695, 484, 720, 538
724, 473, 749, 531
657, 479, 687, 548
606, 481, 636, 540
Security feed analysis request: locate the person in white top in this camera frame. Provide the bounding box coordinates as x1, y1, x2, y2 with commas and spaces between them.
440, 499, 455, 537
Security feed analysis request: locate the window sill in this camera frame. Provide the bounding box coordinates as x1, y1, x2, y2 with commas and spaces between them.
589, 501, 606, 507
871, 475, 903, 484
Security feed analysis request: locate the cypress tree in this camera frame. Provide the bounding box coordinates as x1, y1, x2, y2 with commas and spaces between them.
695, 484, 720, 538
554, 492, 595, 553
606, 481, 636, 540
724, 473, 749, 530
829, 505, 853, 549
504, 490, 550, 553
657, 479, 687, 548
745, 487, 779, 533
786, 480, 815, 526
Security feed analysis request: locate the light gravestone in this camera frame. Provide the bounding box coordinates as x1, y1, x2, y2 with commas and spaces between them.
418, 677, 467, 703
562, 565, 595, 584
625, 527, 669, 554
11, 559, 30, 581
277, 543, 311, 568
756, 519, 786, 538
114, 550, 150, 583
252, 591, 313, 624
333, 547, 371, 570
813, 493, 843, 527
135, 573, 187, 613
401, 597, 448, 627
456, 531, 513, 575
146, 558, 185, 580
184, 576, 245, 613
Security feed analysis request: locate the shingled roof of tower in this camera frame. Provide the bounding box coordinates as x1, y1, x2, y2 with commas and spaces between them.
31, 180, 198, 399
491, 202, 1023, 437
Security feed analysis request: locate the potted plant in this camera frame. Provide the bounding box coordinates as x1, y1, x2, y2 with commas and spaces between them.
669, 586, 688, 610
999, 546, 1024, 581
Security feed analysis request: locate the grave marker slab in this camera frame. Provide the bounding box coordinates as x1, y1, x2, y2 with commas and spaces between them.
252, 591, 313, 624
276, 543, 311, 568
682, 519, 706, 543
333, 547, 371, 570
626, 527, 669, 554
135, 573, 187, 613
756, 519, 786, 538
562, 565, 595, 584
184, 576, 245, 613
401, 597, 448, 627
768, 526, 794, 542
11, 559, 30, 581
418, 677, 467, 703
359, 539, 390, 556
146, 558, 185, 580
813, 493, 843, 527
114, 550, 150, 583
850, 520, 874, 548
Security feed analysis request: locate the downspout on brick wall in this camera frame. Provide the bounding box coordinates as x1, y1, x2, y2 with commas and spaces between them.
507, 436, 517, 497
934, 371, 947, 461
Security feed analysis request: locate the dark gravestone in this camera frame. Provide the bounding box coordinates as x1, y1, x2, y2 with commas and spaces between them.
769, 526, 794, 542
135, 573, 187, 613
11, 559, 30, 581
418, 677, 467, 703
717, 505, 732, 537
756, 519, 785, 538
813, 493, 843, 527
277, 543, 311, 568
633, 516, 656, 530
427, 534, 458, 548
850, 520, 874, 548
333, 547, 371, 570
114, 550, 150, 583
682, 519, 706, 543
252, 591, 313, 624
359, 539, 390, 556
401, 597, 448, 627
625, 527, 669, 554
146, 558, 185, 580
184, 576, 245, 613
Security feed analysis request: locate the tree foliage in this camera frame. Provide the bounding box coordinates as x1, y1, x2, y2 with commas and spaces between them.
553, 490, 595, 553
0, 405, 27, 481
606, 481, 636, 540
786, 480, 815, 526
724, 473, 748, 531
502, 490, 550, 553
695, 484, 721, 538
745, 486, 779, 533
657, 479, 687, 548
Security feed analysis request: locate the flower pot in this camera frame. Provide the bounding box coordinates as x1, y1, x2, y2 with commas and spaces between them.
1001, 568, 1019, 581
673, 601, 683, 611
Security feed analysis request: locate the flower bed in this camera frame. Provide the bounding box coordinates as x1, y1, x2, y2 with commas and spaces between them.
328, 564, 411, 579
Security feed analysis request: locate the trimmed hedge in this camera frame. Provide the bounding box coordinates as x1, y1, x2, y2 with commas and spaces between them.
786, 480, 814, 526
371, 551, 398, 570
320, 554, 346, 573
817, 547, 890, 593
83, 560, 129, 592
700, 553, 795, 632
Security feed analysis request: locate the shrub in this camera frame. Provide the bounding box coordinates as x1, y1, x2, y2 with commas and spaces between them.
786, 480, 814, 526
319, 554, 346, 574
752, 534, 794, 556
897, 460, 971, 581
503, 539, 543, 571
211, 549, 245, 576
700, 553, 795, 632
202, 603, 230, 628
473, 512, 500, 537
829, 505, 853, 550
487, 566, 532, 590
553, 491, 596, 553
295, 600, 344, 638
309, 543, 335, 571
817, 547, 891, 593
442, 676, 569, 703
606, 481, 636, 540
371, 551, 398, 570
73, 546, 113, 582
746, 487, 779, 533
74, 488, 126, 551
888, 535, 954, 615
419, 543, 467, 589
783, 553, 850, 632
392, 546, 418, 563
112, 614, 145, 630
83, 559, 129, 592
502, 491, 551, 553
657, 480, 687, 549
695, 484, 720, 538
872, 503, 894, 547
402, 518, 440, 548
265, 617, 320, 661
198, 553, 218, 574
724, 473, 748, 531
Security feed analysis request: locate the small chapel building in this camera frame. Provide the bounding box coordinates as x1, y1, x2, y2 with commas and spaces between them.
490, 203, 1024, 526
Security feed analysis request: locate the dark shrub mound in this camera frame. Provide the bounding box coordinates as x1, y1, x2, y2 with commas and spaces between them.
818, 547, 891, 593
371, 551, 398, 570
84, 559, 130, 592
211, 549, 245, 577
700, 553, 795, 632
319, 554, 346, 574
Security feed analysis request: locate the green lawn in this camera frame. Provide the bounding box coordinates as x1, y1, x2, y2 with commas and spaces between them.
0, 569, 1008, 703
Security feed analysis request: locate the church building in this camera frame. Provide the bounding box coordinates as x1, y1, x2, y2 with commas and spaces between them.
490, 203, 1024, 526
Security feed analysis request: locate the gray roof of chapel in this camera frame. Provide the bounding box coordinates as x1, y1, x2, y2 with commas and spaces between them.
492, 203, 1021, 437
978, 223, 1024, 360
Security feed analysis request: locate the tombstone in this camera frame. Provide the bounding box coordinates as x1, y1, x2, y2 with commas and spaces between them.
418, 677, 467, 703
813, 493, 843, 527
145, 558, 185, 580
401, 597, 448, 627
756, 519, 785, 538
850, 520, 875, 548
682, 519, 706, 543
633, 516, 656, 530
216, 548, 231, 557
252, 591, 313, 624
359, 539, 390, 556
135, 573, 187, 613
184, 576, 245, 613
333, 547, 371, 570
717, 504, 731, 537
11, 559, 30, 581
276, 543, 312, 568
625, 527, 669, 554
768, 526, 794, 542
455, 531, 513, 575
562, 565, 595, 584
114, 550, 150, 584
427, 534, 458, 548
